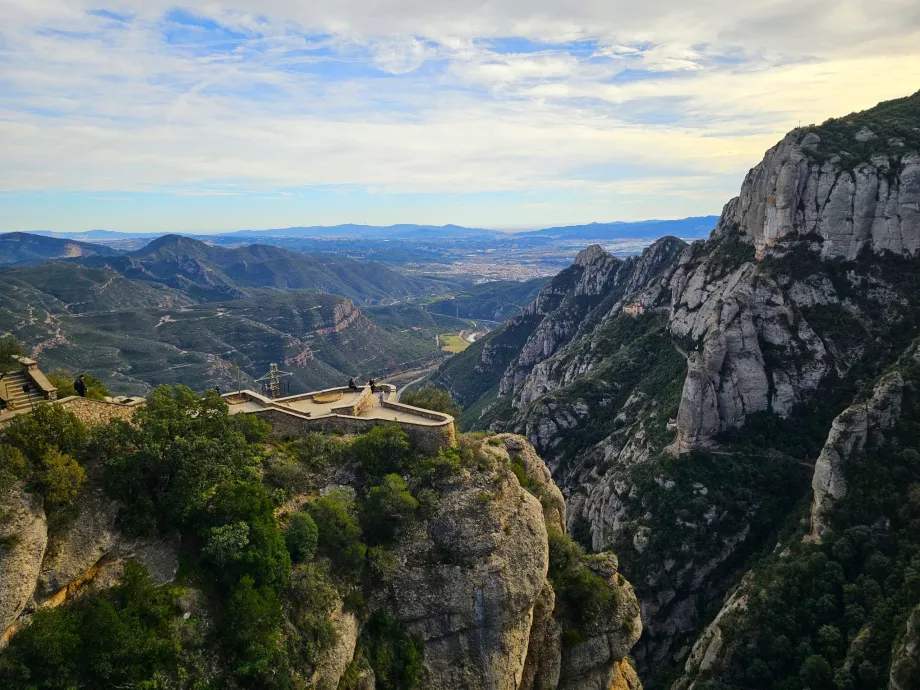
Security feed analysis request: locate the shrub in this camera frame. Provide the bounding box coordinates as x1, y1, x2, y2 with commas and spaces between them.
285, 512, 318, 563
39, 448, 86, 506
0, 561, 184, 689
0, 445, 27, 494
361, 474, 419, 546
103, 385, 261, 534
362, 609, 424, 690
203, 522, 250, 567
285, 562, 338, 666
400, 386, 462, 419
0, 336, 25, 371
351, 425, 415, 480
204, 482, 290, 588
223, 575, 289, 687
3, 403, 87, 463
232, 413, 271, 444
548, 530, 614, 629
307, 490, 366, 574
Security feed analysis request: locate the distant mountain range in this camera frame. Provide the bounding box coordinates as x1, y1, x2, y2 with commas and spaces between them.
0, 232, 121, 265
72, 234, 459, 303
12, 215, 719, 244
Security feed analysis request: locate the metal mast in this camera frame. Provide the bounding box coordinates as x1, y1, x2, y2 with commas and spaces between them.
254, 363, 293, 399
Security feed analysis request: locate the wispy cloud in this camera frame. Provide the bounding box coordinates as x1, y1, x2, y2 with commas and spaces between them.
0, 0, 919, 231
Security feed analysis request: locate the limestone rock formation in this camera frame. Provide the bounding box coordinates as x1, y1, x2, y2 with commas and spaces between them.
890, 605, 920, 690
726, 132, 920, 260
0, 486, 47, 639
808, 369, 904, 542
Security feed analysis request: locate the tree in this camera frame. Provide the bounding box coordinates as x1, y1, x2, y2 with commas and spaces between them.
103, 385, 261, 534
40, 448, 86, 506
401, 386, 462, 419
351, 425, 414, 480
306, 490, 366, 573
361, 474, 419, 546
3, 403, 87, 463
285, 512, 318, 563
0, 336, 25, 372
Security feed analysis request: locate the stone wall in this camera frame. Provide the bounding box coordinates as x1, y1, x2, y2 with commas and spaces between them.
250, 408, 456, 456
0, 396, 142, 430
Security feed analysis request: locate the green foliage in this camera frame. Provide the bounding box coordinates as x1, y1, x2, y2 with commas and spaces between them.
361, 474, 420, 546
548, 530, 614, 631
0, 336, 25, 371
203, 521, 251, 567
710, 357, 920, 689
222, 575, 290, 688
400, 386, 462, 419
0, 562, 185, 690
46, 370, 110, 401
800, 90, 920, 167
285, 512, 318, 563
38, 447, 86, 507
202, 482, 291, 588
706, 229, 756, 278
3, 402, 87, 464
102, 385, 260, 534
232, 412, 272, 444
306, 490, 367, 574
351, 424, 415, 481
285, 561, 338, 669
360, 610, 424, 690
0, 445, 27, 494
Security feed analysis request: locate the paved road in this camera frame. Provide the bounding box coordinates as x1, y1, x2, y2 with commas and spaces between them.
397, 372, 433, 402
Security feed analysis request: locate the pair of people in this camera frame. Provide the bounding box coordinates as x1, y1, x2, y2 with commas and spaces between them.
348, 377, 382, 396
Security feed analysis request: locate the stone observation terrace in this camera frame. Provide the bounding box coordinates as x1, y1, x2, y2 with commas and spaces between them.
223, 384, 456, 454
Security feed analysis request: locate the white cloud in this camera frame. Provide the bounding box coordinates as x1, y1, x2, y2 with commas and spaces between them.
0, 0, 919, 230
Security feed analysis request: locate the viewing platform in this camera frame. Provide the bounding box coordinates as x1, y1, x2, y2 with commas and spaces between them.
223, 384, 456, 454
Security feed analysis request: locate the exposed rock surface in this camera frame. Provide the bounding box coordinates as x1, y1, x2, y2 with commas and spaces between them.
728, 132, 920, 260
559, 553, 642, 690
312, 603, 360, 690
890, 605, 920, 690
808, 369, 904, 542
0, 486, 47, 639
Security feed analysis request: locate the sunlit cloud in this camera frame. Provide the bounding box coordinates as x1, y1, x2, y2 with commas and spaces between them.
0, 0, 919, 231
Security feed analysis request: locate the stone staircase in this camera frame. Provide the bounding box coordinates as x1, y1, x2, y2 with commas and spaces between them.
1, 370, 47, 411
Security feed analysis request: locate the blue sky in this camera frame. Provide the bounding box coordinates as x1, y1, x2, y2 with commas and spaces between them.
1, 0, 919, 233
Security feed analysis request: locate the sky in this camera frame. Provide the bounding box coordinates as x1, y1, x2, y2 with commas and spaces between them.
1, 1, 919, 233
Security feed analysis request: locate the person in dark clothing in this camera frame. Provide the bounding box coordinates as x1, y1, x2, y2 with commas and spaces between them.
368, 378, 377, 393
215, 385, 221, 396
348, 377, 358, 391
74, 375, 87, 397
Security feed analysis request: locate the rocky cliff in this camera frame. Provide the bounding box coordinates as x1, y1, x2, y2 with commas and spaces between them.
0, 427, 642, 690
438, 89, 920, 687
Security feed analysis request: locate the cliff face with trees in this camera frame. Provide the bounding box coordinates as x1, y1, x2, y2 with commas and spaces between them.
0, 386, 643, 690
437, 89, 920, 687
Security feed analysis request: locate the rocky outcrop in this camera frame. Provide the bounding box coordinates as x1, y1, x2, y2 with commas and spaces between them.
312, 603, 360, 690
559, 553, 642, 690
0, 486, 47, 639
501, 239, 685, 406
890, 605, 920, 690
727, 130, 920, 260
1, 470, 180, 644
380, 455, 548, 689
808, 369, 904, 542
674, 582, 749, 688
520, 580, 562, 690
37, 477, 121, 597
